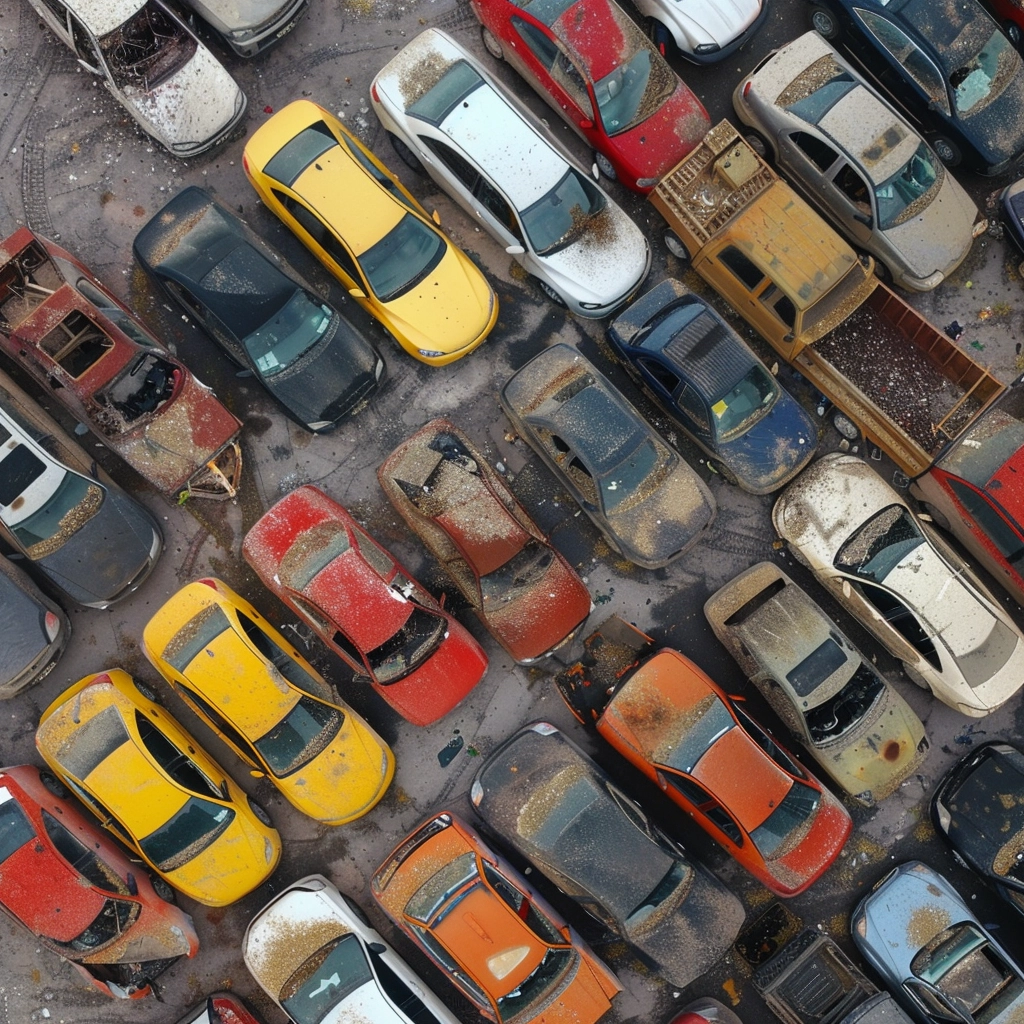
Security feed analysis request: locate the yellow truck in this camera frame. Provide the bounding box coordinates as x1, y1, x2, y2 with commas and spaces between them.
650, 120, 1003, 478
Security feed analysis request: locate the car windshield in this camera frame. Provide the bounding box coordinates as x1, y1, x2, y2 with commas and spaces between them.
834, 505, 925, 583
98, 0, 197, 91
358, 214, 445, 302
520, 169, 605, 255
712, 365, 777, 440
54, 899, 139, 953
254, 696, 343, 776
601, 439, 666, 513
406, 851, 478, 923
936, 386, 1024, 486
874, 142, 942, 230
951, 30, 1018, 115
659, 693, 735, 773
480, 538, 554, 604
368, 605, 446, 683
243, 292, 333, 378
496, 949, 574, 1022
804, 662, 885, 745
0, 797, 34, 863
750, 780, 820, 858
281, 933, 372, 1024
139, 797, 235, 872
4, 461, 102, 559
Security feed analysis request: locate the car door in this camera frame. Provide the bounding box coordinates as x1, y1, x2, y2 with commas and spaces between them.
533, 427, 601, 513
780, 130, 844, 219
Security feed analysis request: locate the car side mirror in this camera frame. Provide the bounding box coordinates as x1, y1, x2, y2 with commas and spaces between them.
431, 210, 441, 226
505, 244, 525, 255
580, 119, 594, 130
853, 211, 872, 226
368, 942, 387, 954
250, 769, 266, 779
126, 872, 138, 896
348, 287, 367, 299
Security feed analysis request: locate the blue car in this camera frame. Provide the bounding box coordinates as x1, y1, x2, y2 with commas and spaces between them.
608, 279, 818, 494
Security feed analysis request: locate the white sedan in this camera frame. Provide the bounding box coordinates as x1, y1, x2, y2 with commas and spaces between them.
773, 453, 1024, 717
634, 0, 766, 62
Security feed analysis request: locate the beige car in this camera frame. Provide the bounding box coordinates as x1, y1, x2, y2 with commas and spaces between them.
733, 31, 985, 291
773, 453, 1024, 717
705, 561, 928, 805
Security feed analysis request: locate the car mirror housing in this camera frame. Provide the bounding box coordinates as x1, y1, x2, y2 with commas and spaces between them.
431, 210, 441, 226
580, 119, 594, 130
348, 287, 367, 299
591, 161, 600, 179
505, 244, 525, 255
250, 769, 266, 779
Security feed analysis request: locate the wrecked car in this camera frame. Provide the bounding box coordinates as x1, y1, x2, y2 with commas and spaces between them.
377, 418, 593, 663
852, 860, 1024, 1024
469, 721, 746, 988
500, 343, 716, 568
705, 561, 929, 805
371, 812, 622, 1024
608, 279, 818, 493
176, 992, 266, 1024
773, 452, 1024, 716
932, 740, 1024, 916
35, 669, 282, 907
142, 578, 394, 826
25, 0, 246, 157
370, 29, 651, 315
0, 763, 199, 999
0, 227, 242, 500
554, 617, 853, 896
134, 188, 386, 434
242, 484, 488, 726
0, 368, 163, 609
181, 0, 308, 57
470, 0, 711, 192
244, 874, 462, 1024
0, 554, 69, 699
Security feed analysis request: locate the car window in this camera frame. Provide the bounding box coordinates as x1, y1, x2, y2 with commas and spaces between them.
660, 771, 743, 844
481, 862, 566, 944
749, 779, 820, 858
874, 143, 942, 230
476, 179, 525, 241
949, 30, 1018, 115
341, 135, 416, 210
413, 925, 490, 1011
281, 933, 372, 1024
408, 60, 485, 125
835, 504, 926, 582
236, 609, 327, 695
945, 478, 1024, 564
853, 579, 941, 668
177, 684, 263, 765
512, 16, 559, 69
858, 11, 949, 112
733, 703, 805, 778
678, 383, 710, 432
135, 713, 223, 798
96, 3, 197, 91
712, 364, 778, 439
37, 0, 68, 23
163, 603, 231, 672
139, 796, 235, 872
497, 949, 573, 1022
552, 50, 593, 117
660, 693, 735, 773
520, 168, 606, 255
68, 12, 97, 64
367, 605, 446, 683
904, 977, 965, 1022
791, 131, 840, 173
368, 946, 443, 1024
40, 809, 127, 892
637, 356, 681, 395
718, 246, 765, 291
359, 215, 446, 303
54, 705, 130, 781
834, 163, 872, 215
0, 796, 35, 863
274, 190, 364, 285
264, 122, 337, 186
421, 136, 480, 191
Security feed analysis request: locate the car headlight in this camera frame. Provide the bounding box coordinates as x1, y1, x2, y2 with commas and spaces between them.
375, 358, 386, 380
694, 42, 720, 53
264, 836, 275, 863
579, 301, 604, 310
972, 218, 989, 238
307, 420, 333, 431
418, 349, 444, 358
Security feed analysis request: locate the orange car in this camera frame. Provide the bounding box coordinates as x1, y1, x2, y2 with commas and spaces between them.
371, 812, 620, 1024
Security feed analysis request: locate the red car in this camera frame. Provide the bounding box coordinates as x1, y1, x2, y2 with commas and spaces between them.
378, 419, 592, 664
0, 764, 199, 999
0, 227, 242, 500
557, 621, 852, 896
243, 485, 488, 725
470, 0, 711, 193
984, 0, 1024, 47
175, 992, 265, 1024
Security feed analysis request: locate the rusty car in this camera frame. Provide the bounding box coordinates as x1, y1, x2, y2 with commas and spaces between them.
0, 227, 243, 500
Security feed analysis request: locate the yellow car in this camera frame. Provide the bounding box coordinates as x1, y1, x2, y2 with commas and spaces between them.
141, 578, 395, 826
35, 669, 281, 907
242, 99, 498, 366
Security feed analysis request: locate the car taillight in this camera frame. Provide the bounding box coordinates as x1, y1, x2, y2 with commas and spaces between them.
198, 578, 218, 589
371, 82, 380, 102
242, 152, 249, 174
742, 81, 752, 98
44, 611, 61, 642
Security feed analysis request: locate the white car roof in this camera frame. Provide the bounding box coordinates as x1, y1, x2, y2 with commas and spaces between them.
65, 0, 148, 39
0, 411, 70, 528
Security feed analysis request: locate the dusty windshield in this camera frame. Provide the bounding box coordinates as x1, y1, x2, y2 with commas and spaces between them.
359, 214, 445, 302
874, 142, 942, 229
10, 470, 103, 558
712, 366, 777, 440
521, 169, 605, 255
834, 505, 925, 583
99, 1, 197, 91
140, 797, 234, 871
281, 934, 371, 1024
951, 30, 1018, 116
368, 605, 446, 683
481, 539, 554, 604
751, 780, 820, 858
244, 292, 333, 378
255, 696, 343, 776
601, 439, 667, 513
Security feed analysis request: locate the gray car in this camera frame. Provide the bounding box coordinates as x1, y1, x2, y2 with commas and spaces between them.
181, 0, 307, 56
470, 722, 745, 988
852, 861, 1024, 1024
733, 32, 984, 291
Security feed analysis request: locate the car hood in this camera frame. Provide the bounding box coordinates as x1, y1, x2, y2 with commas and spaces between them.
659, 0, 763, 46
121, 46, 242, 149
188, 0, 293, 32
0, 578, 50, 682
883, 173, 977, 279
325, 978, 405, 1024
946, 750, 1024, 869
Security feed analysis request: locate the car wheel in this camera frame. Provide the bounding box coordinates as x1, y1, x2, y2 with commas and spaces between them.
930, 136, 961, 167
810, 6, 839, 39
832, 411, 860, 441
388, 132, 424, 173
645, 17, 672, 56
133, 679, 159, 703
537, 279, 567, 307
595, 151, 617, 180
1006, 20, 1022, 49
152, 876, 176, 903
871, 257, 893, 286
743, 129, 772, 161
664, 231, 690, 260
920, 502, 952, 532
481, 26, 504, 60
247, 796, 273, 827
711, 460, 739, 485
903, 663, 932, 691
39, 770, 69, 799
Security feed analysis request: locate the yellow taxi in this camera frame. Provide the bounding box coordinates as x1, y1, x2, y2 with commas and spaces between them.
242, 99, 498, 366
141, 578, 394, 826
35, 669, 281, 907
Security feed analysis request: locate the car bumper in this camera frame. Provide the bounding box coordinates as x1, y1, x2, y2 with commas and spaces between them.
221, 0, 309, 56
677, 0, 769, 64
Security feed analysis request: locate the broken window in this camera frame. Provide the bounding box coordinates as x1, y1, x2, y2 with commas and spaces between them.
100, 354, 180, 426
39, 310, 114, 378
366, 605, 446, 683
98, 1, 197, 92
804, 662, 884, 744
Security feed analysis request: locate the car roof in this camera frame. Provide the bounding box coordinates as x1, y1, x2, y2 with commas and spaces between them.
67, 0, 147, 37
0, 408, 75, 529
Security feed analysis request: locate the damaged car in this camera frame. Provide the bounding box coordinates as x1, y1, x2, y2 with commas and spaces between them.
470, 721, 745, 988
377, 418, 593, 663
500, 343, 716, 568
25, 0, 246, 157
180, 0, 308, 57
242, 484, 488, 726
608, 279, 818, 493
932, 741, 1024, 916
243, 874, 462, 1024
773, 452, 1024, 716
0, 227, 243, 500
0, 368, 163, 609
705, 561, 928, 806
134, 188, 386, 434
852, 860, 1024, 1024
0, 763, 199, 999
175, 993, 265, 1024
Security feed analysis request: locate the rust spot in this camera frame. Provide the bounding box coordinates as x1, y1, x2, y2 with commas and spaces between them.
133, 205, 146, 217
884, 740, 901, 761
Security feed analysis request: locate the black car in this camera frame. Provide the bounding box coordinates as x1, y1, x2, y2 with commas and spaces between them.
808, 0, 1024, 174
1000, 176, 1024, 269
469, 721, 745, 988
608, 279, 817, 494
932, 741, 1024, 916
134, 187, 385, 432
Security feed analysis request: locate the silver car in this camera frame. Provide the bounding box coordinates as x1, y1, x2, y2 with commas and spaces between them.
733, 31, 985, 291
181, 0, 307, 57
371, 29, 651, 318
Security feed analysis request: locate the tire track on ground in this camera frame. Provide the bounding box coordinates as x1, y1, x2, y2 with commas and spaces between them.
21, 107, 56, 238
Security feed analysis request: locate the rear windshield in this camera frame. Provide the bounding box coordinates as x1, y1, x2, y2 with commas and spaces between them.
264, 122, 337, 187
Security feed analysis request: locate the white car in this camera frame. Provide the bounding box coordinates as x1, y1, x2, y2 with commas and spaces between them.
26, 0, 246, 157
181, 0, 308, 57
733, 31, 984, 291
244, 874, 462, 1024
370, 29, 651, 318
773, 453, 1024, 717
633, 0, 766, 62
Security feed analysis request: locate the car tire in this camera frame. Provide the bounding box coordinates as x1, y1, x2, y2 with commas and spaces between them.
39, 770, 69, 799
152, 876, 176, 903
1005, 20, 1022, 49
903, 663, 931, 691
930, 136, 961, 167
743, 129, 772, 161
645, 17, 673, 56
134, 679, 159, 703
711, 460, 739, 485
920, 502, 952, 532
481, 26, 504, 60
388, 132, 424, 173
247, 796, 273, 827
810, 6, 839, 39
537, 279, 567, 307
595, 151, 617, 180
664, 231, 690, 260
873, 258, 893, 286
